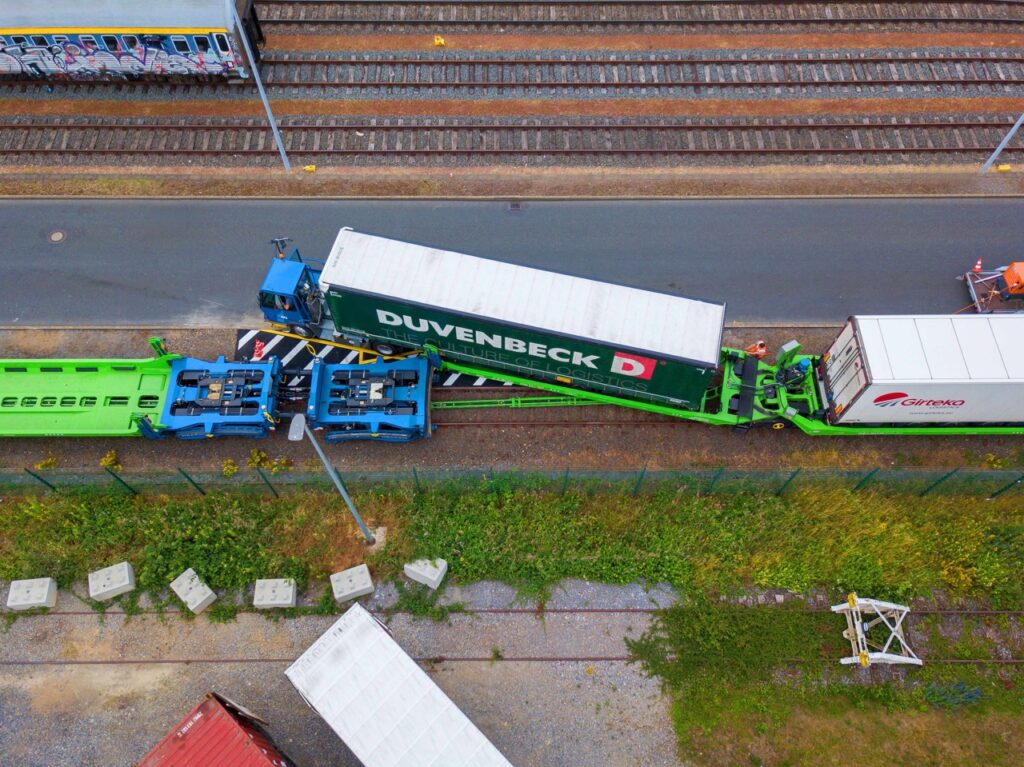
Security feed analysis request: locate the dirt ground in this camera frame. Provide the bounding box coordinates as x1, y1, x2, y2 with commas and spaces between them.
1, 327, 1020, 473
6, 96, 1024, 119
267, 31, 1024, 52
0, 583, 678, 767
2, 163, 1024, 199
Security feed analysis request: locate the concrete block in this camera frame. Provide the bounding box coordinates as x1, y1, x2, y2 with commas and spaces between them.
7, 578, 58, 611
330, 564, 374, 603
88, 561, 136, 602
253, 578, 297, 609
169, 568, 216, 614
404, 558, 448, 590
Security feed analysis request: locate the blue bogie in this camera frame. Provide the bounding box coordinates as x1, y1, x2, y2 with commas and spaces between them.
158, 356, 281, 440
307, 356, 432, 443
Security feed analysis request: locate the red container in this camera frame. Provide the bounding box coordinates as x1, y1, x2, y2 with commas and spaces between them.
136, 692, 298, 767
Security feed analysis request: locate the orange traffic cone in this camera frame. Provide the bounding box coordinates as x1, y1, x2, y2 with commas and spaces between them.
745, 340, 767, 359
972, 258, 983, 273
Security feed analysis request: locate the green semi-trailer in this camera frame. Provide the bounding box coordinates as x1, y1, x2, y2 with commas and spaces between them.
305, 227, 1024, 437
319, 228, 726, 410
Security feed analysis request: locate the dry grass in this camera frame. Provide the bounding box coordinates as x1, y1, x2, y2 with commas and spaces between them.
699, 706, 1022, 767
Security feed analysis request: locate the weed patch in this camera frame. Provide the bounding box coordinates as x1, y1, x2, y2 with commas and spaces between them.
387, 581, 464, 622
1, 482, 1021, 614
629, 599, 1024, 766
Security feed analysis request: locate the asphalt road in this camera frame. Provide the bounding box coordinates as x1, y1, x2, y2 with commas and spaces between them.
1, 198, 1021, 327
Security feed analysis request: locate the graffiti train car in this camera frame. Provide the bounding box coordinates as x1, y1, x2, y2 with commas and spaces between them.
0, 0, 262, 81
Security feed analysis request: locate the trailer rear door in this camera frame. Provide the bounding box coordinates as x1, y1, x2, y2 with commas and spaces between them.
823, 319, 869, 419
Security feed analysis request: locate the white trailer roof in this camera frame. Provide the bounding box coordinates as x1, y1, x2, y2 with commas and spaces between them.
285, 604, 513, 767
321, 228, 726, 366
0, 0, 234, 31
854, 315, 1024, 382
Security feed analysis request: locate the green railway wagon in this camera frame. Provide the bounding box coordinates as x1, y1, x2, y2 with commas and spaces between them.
0, 348, 176, 437
319, 228, 726, 410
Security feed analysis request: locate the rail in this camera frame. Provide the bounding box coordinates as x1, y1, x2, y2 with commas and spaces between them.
256, 0, 1024, 29
2, 116, 1020, 164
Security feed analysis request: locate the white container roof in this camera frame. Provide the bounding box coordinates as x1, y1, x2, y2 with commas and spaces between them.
854, 315, 1024, 383
285, 604, 513, 767
0, 0, 234, 31
321, 228, 726, 367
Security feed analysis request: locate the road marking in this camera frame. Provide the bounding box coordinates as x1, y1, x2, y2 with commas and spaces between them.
257, 334, 285, 358
279, 340, 307, 366
236, 329, 259, 350
287, 344, 336, 387
443, 373, 460, 386
473, 377, 487, 386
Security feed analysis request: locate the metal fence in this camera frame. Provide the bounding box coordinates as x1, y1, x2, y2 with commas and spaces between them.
2, 465, 1023, 500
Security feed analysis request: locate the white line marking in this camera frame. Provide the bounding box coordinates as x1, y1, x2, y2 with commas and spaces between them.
258, 334, 285, 358
279, 341, 308, 367
443, 373, 460, 386
236, 329, 259, 350
341, 350, 358, 364
473, 377, 487, 386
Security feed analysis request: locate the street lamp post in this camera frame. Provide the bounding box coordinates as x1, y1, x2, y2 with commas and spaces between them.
288, 414, 375, 544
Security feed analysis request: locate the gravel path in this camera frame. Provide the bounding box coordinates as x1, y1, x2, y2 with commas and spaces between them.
0, 580, 680, 767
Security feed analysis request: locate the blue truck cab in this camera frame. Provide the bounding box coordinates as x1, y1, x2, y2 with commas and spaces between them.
258, 240, 325, 337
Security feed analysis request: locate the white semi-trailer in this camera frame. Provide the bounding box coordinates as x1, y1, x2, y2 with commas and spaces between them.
821, 314, 1024, 425
285, 604, 513, 767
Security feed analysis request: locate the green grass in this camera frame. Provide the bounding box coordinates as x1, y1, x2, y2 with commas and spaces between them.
628, 599, 1024, 766
1, 481, 1022, 609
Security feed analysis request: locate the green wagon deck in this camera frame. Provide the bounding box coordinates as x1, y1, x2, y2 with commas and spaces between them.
0, 351, 177, 437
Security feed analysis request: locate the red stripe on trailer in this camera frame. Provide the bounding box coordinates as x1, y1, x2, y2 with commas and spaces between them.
135, 692, 296, 767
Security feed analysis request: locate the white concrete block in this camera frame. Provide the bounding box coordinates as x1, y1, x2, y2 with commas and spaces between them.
403, 558, 448, 590
253, 578, 297, 609
7, 578, 58, 611
169, 568, 217, 614
330, 564, 374, 603
88, 561, 136, 602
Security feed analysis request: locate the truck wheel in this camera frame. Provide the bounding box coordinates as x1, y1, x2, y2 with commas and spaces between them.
290, 324, 313, 338
373, 342, 396, 356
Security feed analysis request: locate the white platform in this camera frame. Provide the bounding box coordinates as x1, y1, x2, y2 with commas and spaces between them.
6, 578, 58, 611
330, 564, 374, 603
88, 561, 136, 602
286, 604, 513, 767
169, 568, 217, 614
253, 578, 297, 609
404, 558, 448, 590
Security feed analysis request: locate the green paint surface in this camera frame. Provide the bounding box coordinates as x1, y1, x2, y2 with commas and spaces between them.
326, 287, 715, 408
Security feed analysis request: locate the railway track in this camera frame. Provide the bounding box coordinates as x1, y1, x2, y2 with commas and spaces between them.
4, 49, 1020, 97
3, 607, 1020, 666
256, 0, 1024, 32
255, 50, 1024, 93
27, 606, 1024, 617
1, 115, 1019, 165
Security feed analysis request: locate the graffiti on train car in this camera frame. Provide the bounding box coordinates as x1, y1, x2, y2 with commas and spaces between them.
0, 39, 240, 79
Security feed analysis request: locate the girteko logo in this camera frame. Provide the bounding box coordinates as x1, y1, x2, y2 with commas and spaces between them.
873, 392, 965, 408
873, 392, 907, 408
